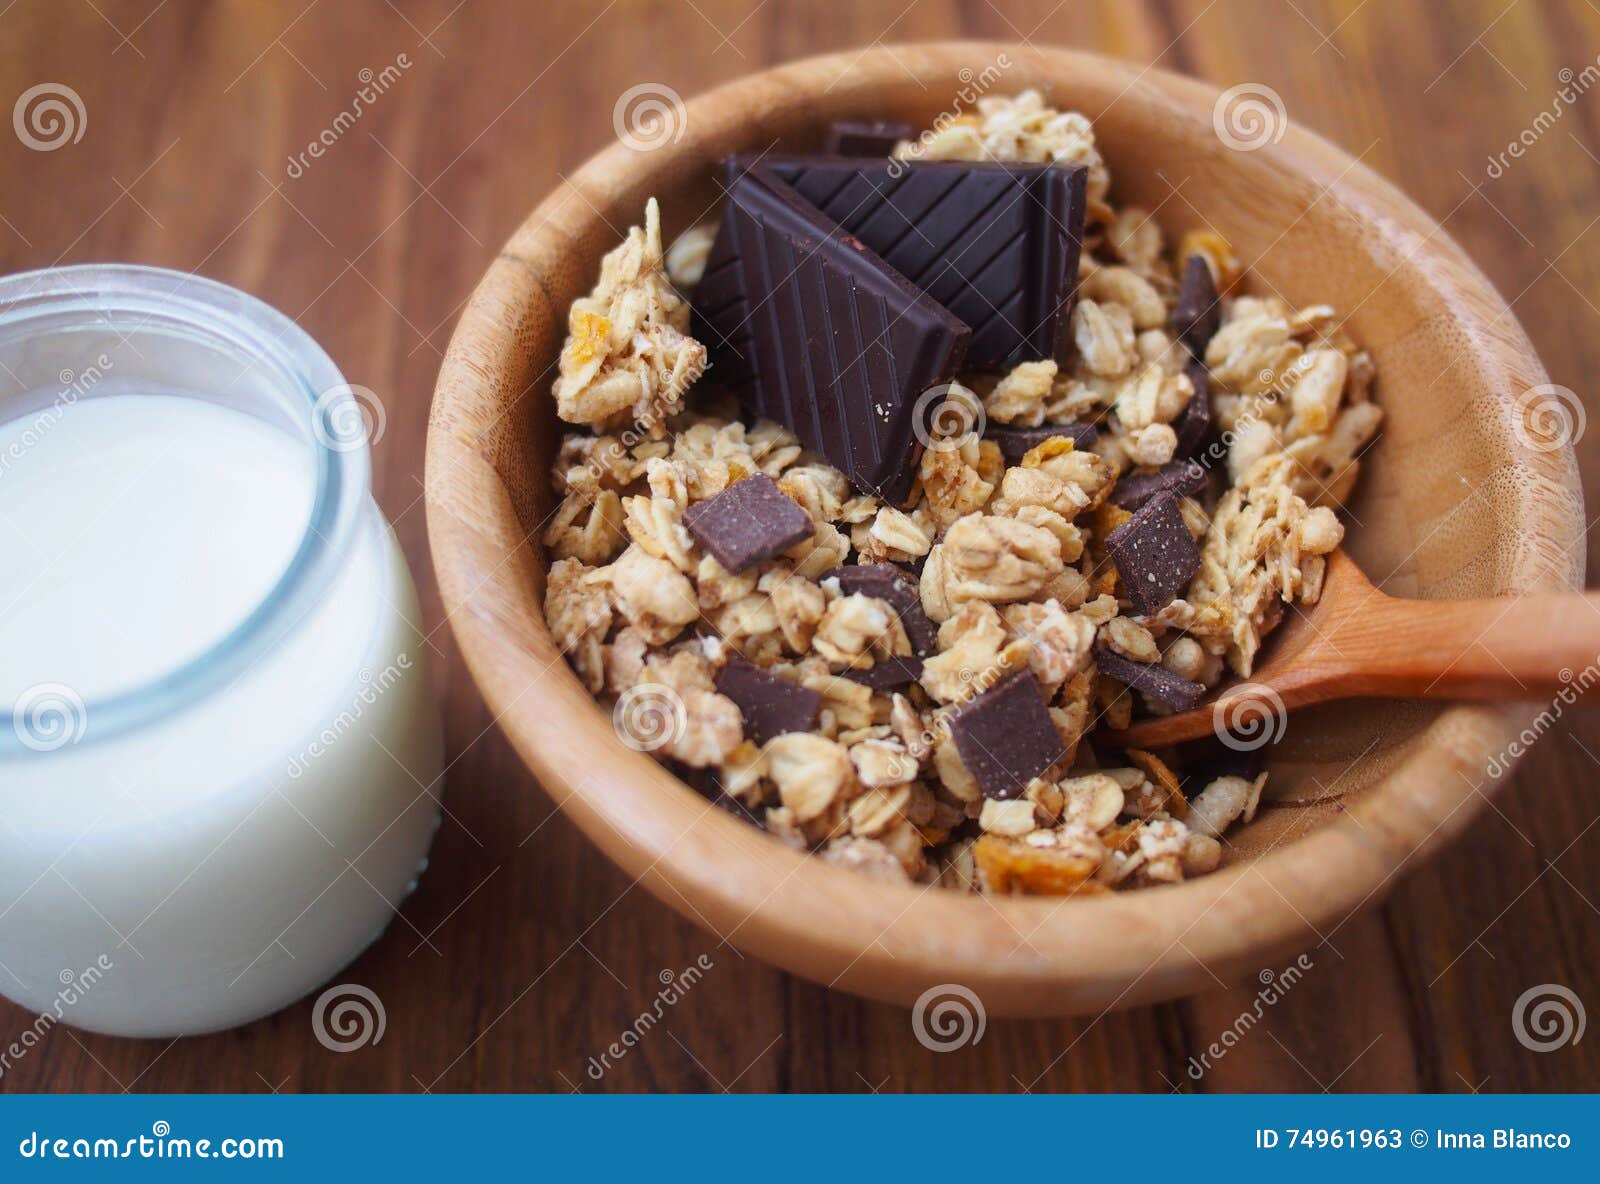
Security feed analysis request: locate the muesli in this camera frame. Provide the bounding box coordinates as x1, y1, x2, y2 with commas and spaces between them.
541, 90, 1381, 895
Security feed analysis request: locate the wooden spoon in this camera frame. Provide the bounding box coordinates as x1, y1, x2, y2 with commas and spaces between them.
1111, 549, 1600, 749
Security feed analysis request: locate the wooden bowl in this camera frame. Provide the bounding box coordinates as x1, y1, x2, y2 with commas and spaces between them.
425, 43, 1584, 1016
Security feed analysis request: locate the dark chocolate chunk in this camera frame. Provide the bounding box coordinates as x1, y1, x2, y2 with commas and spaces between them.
1172, 357, 1213, 457
732, 156, 1087, 370
824, 120, 913, 157
715, 657, 822, 745
1105, 491, 1201, 616
1094, 646, 1207, 712
692, 166, 970, 501
680, 765, 769, 828
821, 563, 936, 655
1111, 459, 1209, 511
1177, 744, 1263, 796
985, 421, 1099, 466
840, 654, 924, 689
947, 670, 1064, 800
683, 473, 813, 573
1174, 254, 1221, 357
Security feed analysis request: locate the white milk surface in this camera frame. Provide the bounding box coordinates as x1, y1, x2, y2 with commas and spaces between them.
0, 394, 313, 701
0, 392, 442, 1036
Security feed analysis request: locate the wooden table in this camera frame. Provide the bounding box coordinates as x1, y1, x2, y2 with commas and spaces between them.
2, 0, 1597, 1093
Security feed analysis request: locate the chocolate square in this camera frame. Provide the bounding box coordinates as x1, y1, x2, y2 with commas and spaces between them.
1095, 646, 1207, 713
1174, 254, 1221, 358
683, 473, 813, 574
821, 562, 936, 655
715, 658, 822, 745
824, 120, 913, 157
947, 670, 1064, 800
731, 156, 1088, 370
985, 421, 1099, 466
1105, 491, 1201, 616
1111, 459, 1209, 512
691, 166, 971, 501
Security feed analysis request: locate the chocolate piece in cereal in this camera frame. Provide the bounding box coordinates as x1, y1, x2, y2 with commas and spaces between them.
1174, 253, 1222, 357
750, 156, 1088, 369
841, 654, 924, 689
1094, 646, 1207, 712
715, 657, 821, 745
985, 421, 1099, 466
691, 166, 970, 500
1171, 357, 1213, 457
1111, 458, 1208, 511
1105, 491, 1200, 616
823, 119, 913, 156
823, 563, 937, 654
682, 473, 812, 573
947, 669, 1065, 800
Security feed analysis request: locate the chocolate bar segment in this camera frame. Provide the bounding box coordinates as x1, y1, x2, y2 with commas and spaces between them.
716, 657, 822, 744
1105, 491, 1201, 616
683, 473, 814, 573
822, 563, 936, 655
692, 166, 970, 502
732, 156, 1087, 370
947, 670, 1064, 800
824, 120, 912, 157
985, 421, 1099, 465
1095, 646, 1207, 712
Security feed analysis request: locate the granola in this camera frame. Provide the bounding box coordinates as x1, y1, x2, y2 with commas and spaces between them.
540, 91, 1382, 897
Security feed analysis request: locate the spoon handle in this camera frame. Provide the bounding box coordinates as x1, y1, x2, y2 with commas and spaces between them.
1358, 591, 1600, 700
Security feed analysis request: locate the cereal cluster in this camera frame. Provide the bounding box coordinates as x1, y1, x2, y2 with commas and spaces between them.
542, 91, 1381, 895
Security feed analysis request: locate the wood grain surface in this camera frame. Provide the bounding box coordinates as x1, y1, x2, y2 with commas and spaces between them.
2, 0, 1597, 1093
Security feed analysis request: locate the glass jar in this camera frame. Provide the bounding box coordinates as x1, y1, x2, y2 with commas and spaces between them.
0, 265, 442, 1037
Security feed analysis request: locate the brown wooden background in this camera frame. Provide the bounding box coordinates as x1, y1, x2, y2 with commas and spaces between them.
2, 0, 1597, 1093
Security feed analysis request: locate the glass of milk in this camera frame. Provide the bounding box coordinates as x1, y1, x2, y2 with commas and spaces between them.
0, 265, 443, 1037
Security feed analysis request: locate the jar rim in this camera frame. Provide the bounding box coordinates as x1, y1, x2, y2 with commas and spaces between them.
0, 264, 371, 753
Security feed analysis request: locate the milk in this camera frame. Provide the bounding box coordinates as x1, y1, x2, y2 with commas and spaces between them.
0, 389, 442, 1036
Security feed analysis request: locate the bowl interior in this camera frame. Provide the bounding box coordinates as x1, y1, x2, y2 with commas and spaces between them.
427, 44, 1583, 1014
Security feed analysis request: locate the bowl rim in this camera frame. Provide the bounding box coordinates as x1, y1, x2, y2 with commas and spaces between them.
425, 42, 1584, 1015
